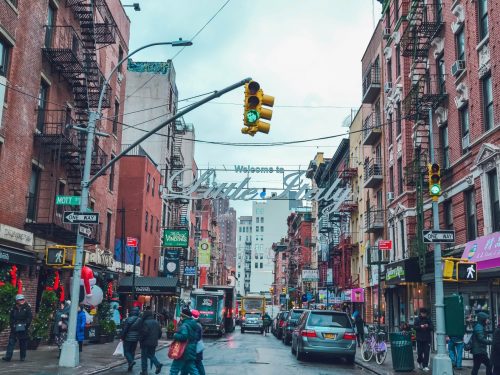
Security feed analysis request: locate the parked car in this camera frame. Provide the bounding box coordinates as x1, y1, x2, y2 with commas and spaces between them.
273, 311, 289, 339
282, 309, 306, 345
240, 312, 263, 334
291, 309, 356, 363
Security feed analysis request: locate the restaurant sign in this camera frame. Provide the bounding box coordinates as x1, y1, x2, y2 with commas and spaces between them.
461, 231, 500, 270
162, 229, 189, 248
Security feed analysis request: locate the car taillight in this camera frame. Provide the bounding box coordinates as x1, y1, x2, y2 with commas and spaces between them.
279, 321, 284, 327
241, 316, 246, 321
300, 330, 317, 338
343, 332, 356, 340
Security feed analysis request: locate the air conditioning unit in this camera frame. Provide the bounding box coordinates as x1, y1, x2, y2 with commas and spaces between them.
384, 82, 393, 93
0, 75, 6, 128
462, 133, 470, 151
451, 60, 466, 77
383, 28, 391, 39
387, 192, 395, 201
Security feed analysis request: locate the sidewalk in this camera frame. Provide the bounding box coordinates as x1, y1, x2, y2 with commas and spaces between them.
355, 348, 487, 375
0, 338, 172, 375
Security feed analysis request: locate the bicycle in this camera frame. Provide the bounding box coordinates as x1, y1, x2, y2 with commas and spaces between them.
360, 326, 388, 364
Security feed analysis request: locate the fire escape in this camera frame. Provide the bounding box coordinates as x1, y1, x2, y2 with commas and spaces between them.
26, 0, 117, 245
400, 0, 446, 273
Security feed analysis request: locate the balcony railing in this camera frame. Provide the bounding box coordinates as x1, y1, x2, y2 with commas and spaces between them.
363, 158, 383, 188
362, 63, 381, 103
35, 109, 79, 153
362, 111, 382, 146
364, 208, 385, 233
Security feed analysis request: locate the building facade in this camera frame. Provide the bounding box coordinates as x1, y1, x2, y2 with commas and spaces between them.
236, 215, 252, 296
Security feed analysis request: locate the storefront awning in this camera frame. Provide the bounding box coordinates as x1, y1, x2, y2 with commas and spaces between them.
0, 245, 36, 266
118, 276, 179, 295
461, 231, 500, 270
385, 257, 421, 285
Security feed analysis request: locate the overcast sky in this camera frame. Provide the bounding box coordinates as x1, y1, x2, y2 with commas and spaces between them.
122, 0, 382, 216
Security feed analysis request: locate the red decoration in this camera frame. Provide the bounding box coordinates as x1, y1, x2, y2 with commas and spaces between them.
10, 265, 17, 287
53, 270, 60, 291
0, 281, 5, 287
59, 285, 65, 302
107, 282, 113, 299
80, 266, 96, 296
17, 279, 23, 294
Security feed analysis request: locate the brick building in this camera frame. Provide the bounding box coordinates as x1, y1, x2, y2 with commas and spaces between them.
0, 0, 129, 343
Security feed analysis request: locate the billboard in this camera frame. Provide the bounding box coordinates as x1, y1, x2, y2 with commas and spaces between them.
302, 269, 319, 282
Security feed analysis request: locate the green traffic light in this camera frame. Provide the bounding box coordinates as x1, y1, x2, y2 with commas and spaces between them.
430, 184, 441, 195
246, 109, 260, 124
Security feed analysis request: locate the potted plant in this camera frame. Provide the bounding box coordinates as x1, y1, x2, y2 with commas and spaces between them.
100, 319, 116, 343
29, 290, 57, 350
0, 283, 17, 335
167, 321, 175, 339
96, 300, 116, 343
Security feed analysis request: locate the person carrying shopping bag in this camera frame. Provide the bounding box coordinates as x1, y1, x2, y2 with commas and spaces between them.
169, 307, 199, 375
121, 306, 142, 372
181, 309, 205, 375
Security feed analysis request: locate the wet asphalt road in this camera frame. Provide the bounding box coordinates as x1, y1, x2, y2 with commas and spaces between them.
104, 327, 369, 375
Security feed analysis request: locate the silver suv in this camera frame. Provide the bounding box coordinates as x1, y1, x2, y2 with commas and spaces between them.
241, 312, 263, 334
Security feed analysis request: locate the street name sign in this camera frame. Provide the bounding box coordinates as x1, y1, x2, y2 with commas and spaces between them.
378, 240, 393, 250
63, 211, 99, 224
78, 224, 93, 239
423, 230, 455, 243
127, 237, 138, 247
55, 195, 81, 206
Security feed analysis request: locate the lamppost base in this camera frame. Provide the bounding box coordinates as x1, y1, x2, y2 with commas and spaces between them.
431, 353, 453, 375
58, 339, 80, 367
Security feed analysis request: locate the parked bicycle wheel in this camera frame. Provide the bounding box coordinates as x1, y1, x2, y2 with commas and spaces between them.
361, 340, 374, 362
375, 341, 387, 364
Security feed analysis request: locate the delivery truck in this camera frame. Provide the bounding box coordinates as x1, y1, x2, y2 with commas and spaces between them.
190, 289, 225, 336
203, 285, 236, 334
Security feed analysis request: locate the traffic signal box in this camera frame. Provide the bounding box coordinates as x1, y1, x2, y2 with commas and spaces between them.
443, 258, 477, 282
282, 287, 287, 294
427, 163, 441, 201
242, 81, 274, 136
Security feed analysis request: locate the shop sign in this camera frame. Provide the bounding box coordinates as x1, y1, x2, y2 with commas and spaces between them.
162, 229, 189, 248
350, 288, 365, 303
386, 266, 405, 281
0, 245, 36, 266
86, 248, 114, 268
461, 231, 500, 270
0, 224, 33, 246
164, 249, 180, 277
198, 240, 211, 266
184, 266, 196, 276
378, 240, 392, 251
326, 268, 333, 284
302, 269, 319, 282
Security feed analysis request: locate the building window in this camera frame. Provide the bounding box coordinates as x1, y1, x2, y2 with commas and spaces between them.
150, 215, 153, 233
460, 106, 470, 154
112, 100, 119, 134
260, 226, 264, 232
56, 181, 65, 215
443, 200, 453, 230
397, 158, 403, 195
488, 169, 500, 232
465, 189, 477, 241
389, 166, 394, 193
37, 80, 50, 132
256, 217, 259, 223
388, 113, 393, 145
27, 165, 41, 220
145, 211, 149, 231
260, 263, 263, 269
156, 217, 159, 232
117, 45, 124, 73
0, 39, 10, 77
255, 263, 258, 268
482, 74, 494, 131
45, 4, 56, 48
105, 212, 112, 248
261, 217, 264, 223
146, 173, 150, 192
260, 253, 263, 259
396, 102, 402, 136
387, 58, 392, 83
152, 178, 155, 197
440, 124, 449, 168
456, 28, 465, 61
147, 256, 151, 276
478, 0, 489, 41
437, 55, 446, 94
256, 226, 259, 232
400, 219, 406, 258
396, 45, 401, 78
154, 259, 157, 272
109, 154, 115, 191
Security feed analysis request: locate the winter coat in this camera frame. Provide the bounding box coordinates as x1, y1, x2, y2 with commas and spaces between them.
10, 303, 33, 339
173, 317, 199, 361
121, 311, 142, 342
139, 311, 162, 347
355, 315, 364, 333
414, 315, 434, 342
195, 321, 203, 361
491, 326, 500, 367
471, 312, 492, 355
76, 310, 86, 342
263, 314, 272, 327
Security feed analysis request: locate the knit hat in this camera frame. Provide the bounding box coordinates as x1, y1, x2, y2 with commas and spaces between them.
181, 307, 192, 318
15, 294, 25, 301
191, 309, 200, 319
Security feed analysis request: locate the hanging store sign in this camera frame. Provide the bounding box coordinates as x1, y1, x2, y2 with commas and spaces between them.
0, 224, 33, 246
163, 249, 180, 277
184, 266, 196, 276
162, 229, 189, 248
302, 269, 319, 282
162, 169, 352, 203
198, 240, 211, 266
461, 231, 500, 270
385, 257, 421, 285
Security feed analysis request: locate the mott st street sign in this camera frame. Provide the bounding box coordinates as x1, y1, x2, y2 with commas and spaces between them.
63, 211, 99, 224
423, 230, 455, 243
55, 195, 81, 206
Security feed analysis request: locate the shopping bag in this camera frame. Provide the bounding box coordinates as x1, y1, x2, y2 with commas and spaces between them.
112, 340, 124, 356
168, 340, 187, 360
196, 340, 205, 353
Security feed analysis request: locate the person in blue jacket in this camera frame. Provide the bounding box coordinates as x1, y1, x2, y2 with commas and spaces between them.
76, 304, 86, 352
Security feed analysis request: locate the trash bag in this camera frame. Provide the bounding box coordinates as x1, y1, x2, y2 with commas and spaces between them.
113, 340, 124, 356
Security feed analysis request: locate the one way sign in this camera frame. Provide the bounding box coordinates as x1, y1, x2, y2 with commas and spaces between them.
63, 211, 99, 224
423, 230, 455, 243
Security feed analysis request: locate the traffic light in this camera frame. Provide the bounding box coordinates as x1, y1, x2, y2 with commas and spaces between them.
443, 259, 455, 280
242, 80, 274, 136
457, 261, 477, 281
282, 287, 287, 294
269, 287, 274, 294
428, 163, 441, 200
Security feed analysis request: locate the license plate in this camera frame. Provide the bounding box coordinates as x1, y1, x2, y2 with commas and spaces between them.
324, 333, 336, 339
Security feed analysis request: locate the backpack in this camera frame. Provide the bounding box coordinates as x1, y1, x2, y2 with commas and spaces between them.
463, 333, 473, 352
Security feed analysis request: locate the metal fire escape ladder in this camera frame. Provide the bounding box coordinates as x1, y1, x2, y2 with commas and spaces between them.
169, 119, 189, 228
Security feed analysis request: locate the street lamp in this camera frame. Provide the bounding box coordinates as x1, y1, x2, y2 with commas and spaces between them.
59, 40, 192, 368
123, 3, 141, 11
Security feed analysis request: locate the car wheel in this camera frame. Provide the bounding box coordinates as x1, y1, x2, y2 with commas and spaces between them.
241, 329, 245, 334
345, 355, 355, 365
296, 343, 305, 361
291, 341, 296, 355
284, 335, 290, 345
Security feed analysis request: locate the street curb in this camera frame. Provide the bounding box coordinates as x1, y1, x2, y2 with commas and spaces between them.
85, 342, 171, 375
355, 359, 385, 375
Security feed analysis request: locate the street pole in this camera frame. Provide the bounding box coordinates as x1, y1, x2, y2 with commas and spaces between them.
428, 108, 452, 375
377, 246, 382, 329
59, 41, 251, 366
132, 243, 138, 300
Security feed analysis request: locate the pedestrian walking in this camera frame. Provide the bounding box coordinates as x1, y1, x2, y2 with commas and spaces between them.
448, 335, 464, 370
138, 310, 162, 375
353, 311, 365, 347
491, 323, 500, 375
2, 294, 32, 362
121, 306, 142, 372
262, 312, 271, 335
181, 309, 205, 375
169, 307, 200, 375
414, 307, 433, 372
471, 312, 492, 375
53, 301, 70, 357
76, 304, 86, 353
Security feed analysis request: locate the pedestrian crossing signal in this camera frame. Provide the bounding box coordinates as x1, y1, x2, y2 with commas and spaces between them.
46, 247, 66, 266
456, 262, 477, 281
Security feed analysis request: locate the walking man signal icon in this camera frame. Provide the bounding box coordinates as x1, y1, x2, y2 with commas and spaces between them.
457, 262, 477, 281
466, 264, 475, 279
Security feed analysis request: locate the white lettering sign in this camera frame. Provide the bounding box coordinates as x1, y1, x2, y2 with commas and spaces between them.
0, 224, 34, 246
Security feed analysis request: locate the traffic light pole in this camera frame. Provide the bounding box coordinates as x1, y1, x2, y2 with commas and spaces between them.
428, 109, 452, 375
